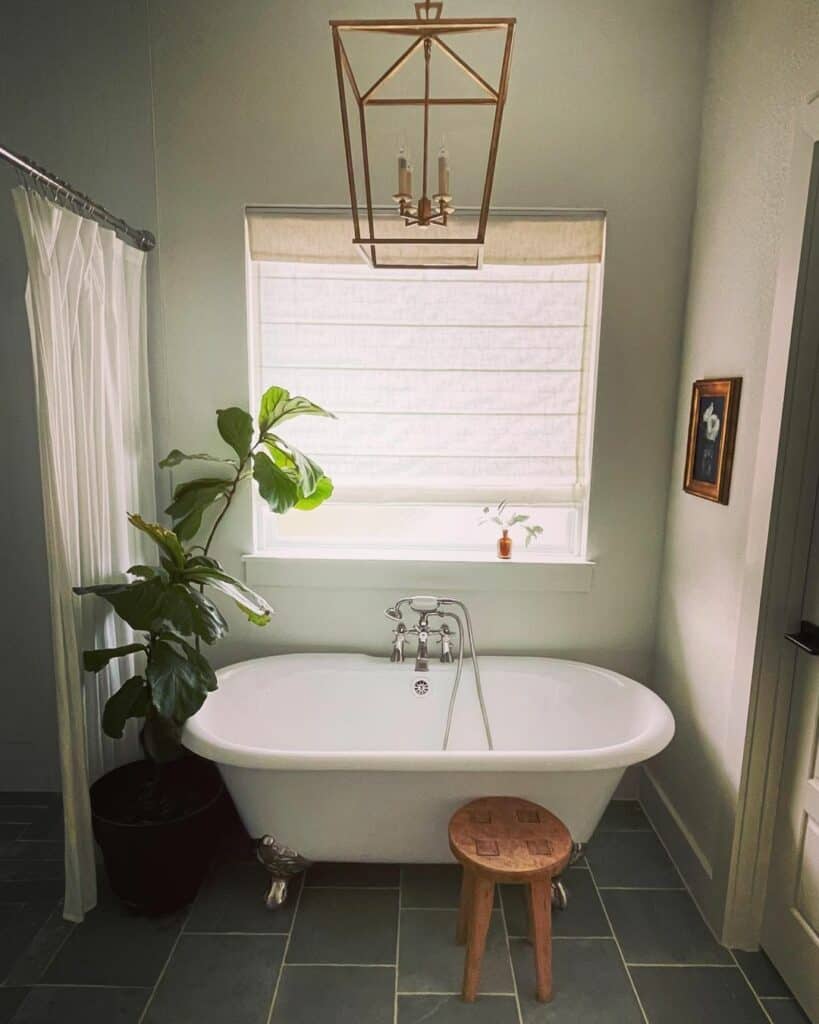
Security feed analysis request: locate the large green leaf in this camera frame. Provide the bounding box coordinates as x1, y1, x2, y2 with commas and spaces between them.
258, 385, 334, 432
102, 675, 150, 739
257, 386, 289, 433
74, 578, 228, 643
216, 407, 254, 460
159, 449, 237, 469
127, 514, 186, 569
166, 478, 231, 519
265, 438, 324, 498
162, 634, 218, 693
83, 643, 147, 673
253, 450, 300, 514
165, 478, 232, 542
184, 566, 273, 626
294, 474, 334, 510
146, 639, 213, 724
126, 564, 168, 581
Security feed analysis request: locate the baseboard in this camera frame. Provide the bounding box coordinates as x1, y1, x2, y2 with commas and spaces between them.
640, 767, 723, 938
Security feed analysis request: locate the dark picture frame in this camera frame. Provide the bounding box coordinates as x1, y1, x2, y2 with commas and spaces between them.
683, 377, 742, 504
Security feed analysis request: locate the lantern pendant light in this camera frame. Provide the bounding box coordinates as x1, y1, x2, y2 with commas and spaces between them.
330, 1, 516, 270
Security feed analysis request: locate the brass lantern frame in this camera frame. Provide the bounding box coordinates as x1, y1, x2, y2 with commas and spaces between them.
330, 2, 516, 270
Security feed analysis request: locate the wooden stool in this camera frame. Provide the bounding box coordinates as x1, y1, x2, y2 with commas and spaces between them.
448, 796, 572, 1003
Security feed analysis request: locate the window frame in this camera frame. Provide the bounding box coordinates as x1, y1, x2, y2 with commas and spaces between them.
244, 206, 604, 575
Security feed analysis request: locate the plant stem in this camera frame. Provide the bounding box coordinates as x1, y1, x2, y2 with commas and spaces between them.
202, 454, 247, 557
201, 435, 263, 557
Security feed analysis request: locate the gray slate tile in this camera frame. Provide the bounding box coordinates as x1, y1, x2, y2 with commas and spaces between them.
287, 887, 398, 965
43, 899, 185, 986
143, 933, 285, 1024
0, 882, 63, 905
186, 861, 298, 933
733, 948, 791, 997
398, 908, 512, 995
271, 964, 394, 1024
0, 903, 54, 983
587, 831, 681, 888
762, 998, 811, 1023
602, 889, 732, 964
0, 842, 62, 861
398, 994, 519, 1023
597, 801, 651, 832
0, 988, 28, 1024
4, 903, 73, 986
0, 862, 64, 883
631, 965, 770, 1023
306, 862, 399, 887
401, 865, 498, 909
501, 869, 610, 938
0, 827, 23, 842
511, 937, 642, 1022
402, 864, 463, 908
11, 986, 149, 1023
0, 794, 59, 808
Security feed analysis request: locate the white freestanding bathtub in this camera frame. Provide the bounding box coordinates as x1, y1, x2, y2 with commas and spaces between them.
182, 653, 674, 862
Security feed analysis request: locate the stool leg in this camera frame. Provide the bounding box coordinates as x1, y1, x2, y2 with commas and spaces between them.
529, 878, 553, 1002
462, 876, 495, 1003
525, 884, 535, 943
456, 868, 473, 946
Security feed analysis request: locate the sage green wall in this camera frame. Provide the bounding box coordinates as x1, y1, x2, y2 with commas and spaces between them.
147, 0, 709, 679
0, 0, 711, 791
650, 0, 819, 936
0, 1, 158, 789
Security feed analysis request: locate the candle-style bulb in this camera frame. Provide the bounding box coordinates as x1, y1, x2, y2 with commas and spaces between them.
397, 143, 410, 198
437, 140, 450, 198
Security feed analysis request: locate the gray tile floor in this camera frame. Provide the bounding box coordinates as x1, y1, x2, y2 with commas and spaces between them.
0, 794, 811, 1023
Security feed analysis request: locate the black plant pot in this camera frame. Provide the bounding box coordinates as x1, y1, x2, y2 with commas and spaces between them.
90, 755, 227, 915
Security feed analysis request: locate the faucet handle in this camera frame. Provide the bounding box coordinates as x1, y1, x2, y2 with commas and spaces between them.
438, 623, 455, 663
390, 622, 406, 663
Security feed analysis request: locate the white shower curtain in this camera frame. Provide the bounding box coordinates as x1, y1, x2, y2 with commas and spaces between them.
13, 189, 156, 922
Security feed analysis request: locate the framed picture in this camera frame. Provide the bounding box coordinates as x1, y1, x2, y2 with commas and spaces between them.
683, 377, 742, 504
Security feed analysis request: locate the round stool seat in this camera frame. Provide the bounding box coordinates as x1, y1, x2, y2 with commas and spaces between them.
449, 796, 573, 881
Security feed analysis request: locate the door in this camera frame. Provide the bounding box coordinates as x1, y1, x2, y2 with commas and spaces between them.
762, 488, 819, 1020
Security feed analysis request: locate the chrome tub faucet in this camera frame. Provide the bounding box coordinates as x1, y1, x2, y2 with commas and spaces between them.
385, 598, 454, 671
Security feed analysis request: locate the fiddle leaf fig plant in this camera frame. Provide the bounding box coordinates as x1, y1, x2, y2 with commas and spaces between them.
74, 385, 335, 760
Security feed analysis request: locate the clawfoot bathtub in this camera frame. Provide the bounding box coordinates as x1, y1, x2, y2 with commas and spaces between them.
182, 653, 674, 862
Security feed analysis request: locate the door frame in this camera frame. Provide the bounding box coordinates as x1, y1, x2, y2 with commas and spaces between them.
724, 91, 819, 948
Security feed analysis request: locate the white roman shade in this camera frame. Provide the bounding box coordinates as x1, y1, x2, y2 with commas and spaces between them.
248, 210, 604, 267
247, 211, 603, 555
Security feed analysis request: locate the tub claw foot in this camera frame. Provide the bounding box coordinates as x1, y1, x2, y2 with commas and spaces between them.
551, 878, 569, 911
569, 841, 586, 865
256, 835, 311, 910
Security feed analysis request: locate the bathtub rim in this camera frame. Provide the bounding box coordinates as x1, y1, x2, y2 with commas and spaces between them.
181, 652, 675, 773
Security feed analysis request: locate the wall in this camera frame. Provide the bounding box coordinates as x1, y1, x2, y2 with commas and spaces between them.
147, 0, 709, 680
0, 1, 159, 789
648, 0, 819, 937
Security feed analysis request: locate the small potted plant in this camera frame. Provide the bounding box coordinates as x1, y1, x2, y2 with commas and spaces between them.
74, 386, 333, 913
480, 500, 543, 560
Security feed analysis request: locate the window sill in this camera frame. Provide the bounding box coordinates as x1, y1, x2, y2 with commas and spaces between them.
243, 549, 595, 593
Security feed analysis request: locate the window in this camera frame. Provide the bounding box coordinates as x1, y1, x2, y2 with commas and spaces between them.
247, 212, 604, 560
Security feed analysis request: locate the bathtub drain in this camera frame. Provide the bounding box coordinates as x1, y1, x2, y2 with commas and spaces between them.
413, 679, 429, 696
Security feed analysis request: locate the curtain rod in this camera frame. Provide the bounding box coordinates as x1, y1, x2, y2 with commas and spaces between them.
1, 144, 156, 252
